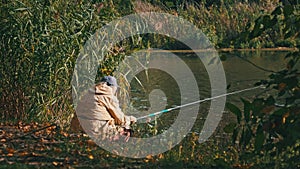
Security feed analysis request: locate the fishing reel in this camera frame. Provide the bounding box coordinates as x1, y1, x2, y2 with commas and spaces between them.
122, 128, 134, 137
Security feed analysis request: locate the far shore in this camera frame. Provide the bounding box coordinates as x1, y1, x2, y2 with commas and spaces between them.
140, 47, 298, 53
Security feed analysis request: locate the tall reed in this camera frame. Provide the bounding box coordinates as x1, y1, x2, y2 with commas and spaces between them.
0, 0, 131, 127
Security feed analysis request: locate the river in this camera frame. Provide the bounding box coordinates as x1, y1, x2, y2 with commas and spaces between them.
122, 50, 289, 137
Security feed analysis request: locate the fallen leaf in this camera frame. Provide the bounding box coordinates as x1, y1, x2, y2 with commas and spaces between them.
73, 159, 79, 165
54, 147, 62, 153
86, 147, 92, 152
18, 151, 29, 157
45, 122, 51, 126
28, 162, 40, 165
6, 147, 14, 154
88, 154, 94, 160
146, 154, 152, 159
281, 112, 290, 124
31, 152, 42, 157
23, 125, 31, 132
72, 150, 80, 155
64, 157, 70, 162
53, 161, 59, 166
0, 130, 5, 137
7, 153, 13, 157
86, 139, 96, 147
41, 138, 49, 143
262, 106, 275, 114
60, 131, 69, 137
158, 153, 164, 159
78, 141, 84, 146
7, 160, 14, 165
278, 83, 287, 91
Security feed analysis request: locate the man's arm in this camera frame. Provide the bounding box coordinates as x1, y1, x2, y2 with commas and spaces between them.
106, 96, 136, 128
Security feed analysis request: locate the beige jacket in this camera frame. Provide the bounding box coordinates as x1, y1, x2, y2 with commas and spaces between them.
76, 82, 135, 129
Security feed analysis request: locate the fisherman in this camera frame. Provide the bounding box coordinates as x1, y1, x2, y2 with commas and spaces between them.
76, 76, 136, 142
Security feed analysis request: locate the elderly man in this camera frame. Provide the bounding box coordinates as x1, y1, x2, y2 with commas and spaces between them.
76, 76, 136, 142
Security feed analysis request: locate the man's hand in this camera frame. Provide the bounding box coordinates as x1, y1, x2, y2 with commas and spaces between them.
130, 116, 137, 124
119, 127, 133, 142
124, 130, 130, 142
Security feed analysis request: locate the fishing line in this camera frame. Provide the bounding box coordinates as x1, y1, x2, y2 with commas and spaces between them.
137, 85, 265, 120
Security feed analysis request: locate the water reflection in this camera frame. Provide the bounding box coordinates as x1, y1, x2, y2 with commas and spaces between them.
128, 51, 288, 133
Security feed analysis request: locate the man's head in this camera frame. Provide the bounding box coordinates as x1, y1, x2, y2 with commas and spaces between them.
100, 76, 119, 94
101, 76, 119, 87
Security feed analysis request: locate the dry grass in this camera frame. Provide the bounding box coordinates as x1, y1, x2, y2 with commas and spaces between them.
133, 0, 165, 13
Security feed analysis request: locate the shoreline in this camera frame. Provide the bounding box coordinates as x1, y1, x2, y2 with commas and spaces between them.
140, 47, 298, 53
218, 47, 298, 52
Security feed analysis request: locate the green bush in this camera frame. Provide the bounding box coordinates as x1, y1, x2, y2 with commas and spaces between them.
238, 3, 300, 48
225, 51, 300, 168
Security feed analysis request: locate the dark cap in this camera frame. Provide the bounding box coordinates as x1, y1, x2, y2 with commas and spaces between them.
100, 76, 119, 87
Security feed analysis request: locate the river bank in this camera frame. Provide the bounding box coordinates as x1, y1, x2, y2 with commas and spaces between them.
139, 47, 299, 53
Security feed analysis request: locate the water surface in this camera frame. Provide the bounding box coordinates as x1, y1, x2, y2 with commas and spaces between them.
127, 51, 288, 135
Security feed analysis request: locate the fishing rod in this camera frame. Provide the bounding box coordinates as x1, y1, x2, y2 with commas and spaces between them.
137, 85, 265, 121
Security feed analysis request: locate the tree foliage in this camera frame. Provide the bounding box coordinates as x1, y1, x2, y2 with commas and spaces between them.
237, 2, 300, 48
225, 52, 300, 167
